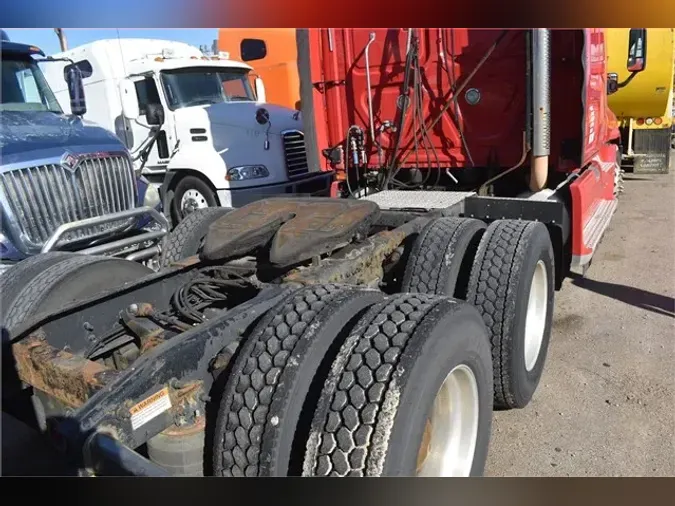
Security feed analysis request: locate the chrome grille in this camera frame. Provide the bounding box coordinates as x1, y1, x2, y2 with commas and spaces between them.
282, 130, 310, 177
0, 154, 138, 249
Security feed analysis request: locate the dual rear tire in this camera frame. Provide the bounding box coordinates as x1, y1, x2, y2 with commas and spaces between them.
212, 285, 494, 477
402, 217, 555, 410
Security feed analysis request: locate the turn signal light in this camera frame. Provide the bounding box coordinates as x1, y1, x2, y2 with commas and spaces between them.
654, 117, 663, 125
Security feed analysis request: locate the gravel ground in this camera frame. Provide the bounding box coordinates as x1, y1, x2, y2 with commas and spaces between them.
2, 160, 674, 476
486, 159, 675, 476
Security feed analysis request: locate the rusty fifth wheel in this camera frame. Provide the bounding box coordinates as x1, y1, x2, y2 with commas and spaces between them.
302, 293, 493, 477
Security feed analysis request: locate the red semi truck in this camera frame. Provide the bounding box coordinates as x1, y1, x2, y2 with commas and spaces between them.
297, 28, 630, 275
1, 29, 644, 477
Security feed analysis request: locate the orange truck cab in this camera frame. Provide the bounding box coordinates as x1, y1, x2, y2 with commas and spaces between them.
218, 29, 300, 109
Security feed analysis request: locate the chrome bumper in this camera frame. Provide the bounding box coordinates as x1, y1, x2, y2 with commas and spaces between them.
41, 207, 169, 260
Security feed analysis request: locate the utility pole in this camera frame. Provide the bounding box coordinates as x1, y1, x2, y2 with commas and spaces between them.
54, 28, 67, 51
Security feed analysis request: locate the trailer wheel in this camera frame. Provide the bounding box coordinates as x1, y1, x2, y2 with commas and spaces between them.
303, 293, 493, 477
171, 175, 219, 224
0, 252, 74, 326
160, 207, 233, 267
466, 219, 555, 410
401, 217, 486, 299
3, 255, 153, 332
212, 284, 384, 477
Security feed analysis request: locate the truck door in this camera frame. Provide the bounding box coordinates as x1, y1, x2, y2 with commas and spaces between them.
127, 75, 174, 175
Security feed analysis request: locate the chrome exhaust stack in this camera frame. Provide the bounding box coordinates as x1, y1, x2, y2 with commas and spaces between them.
529, 29, 551, 192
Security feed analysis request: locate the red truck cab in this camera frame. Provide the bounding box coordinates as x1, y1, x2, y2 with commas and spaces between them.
297, 28, 637, 279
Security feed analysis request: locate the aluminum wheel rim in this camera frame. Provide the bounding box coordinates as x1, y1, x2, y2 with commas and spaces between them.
524, 260, 548, 372
180, 189, 209, 215
416, 364, 480, 477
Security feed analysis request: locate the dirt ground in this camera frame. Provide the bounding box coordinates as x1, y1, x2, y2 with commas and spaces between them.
486, 161, 675, 476
2, 160, 674, 476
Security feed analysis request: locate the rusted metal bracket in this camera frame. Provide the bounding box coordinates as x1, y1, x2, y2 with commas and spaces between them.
66, 285, 296, 449
12, 334, 121, 408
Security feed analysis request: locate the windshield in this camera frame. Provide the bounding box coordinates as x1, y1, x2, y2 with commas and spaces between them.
1, 55, 62, 113
160, 67, 255, 110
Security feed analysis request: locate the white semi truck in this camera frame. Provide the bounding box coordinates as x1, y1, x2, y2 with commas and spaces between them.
42, 39, 333, 224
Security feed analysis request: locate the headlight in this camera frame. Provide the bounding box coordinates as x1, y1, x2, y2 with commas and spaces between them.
143, 183, 162, 209
226, 165, 269, 181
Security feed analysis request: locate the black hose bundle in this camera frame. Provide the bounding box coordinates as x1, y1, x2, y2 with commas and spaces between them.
85, 267, 258, 360
382, 31, 442, 191
171, 266, 256, 324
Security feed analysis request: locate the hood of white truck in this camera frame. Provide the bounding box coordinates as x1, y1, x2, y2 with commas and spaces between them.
208, 102, 303, 135
173, 102, 303, 138
170, 103, 307, 185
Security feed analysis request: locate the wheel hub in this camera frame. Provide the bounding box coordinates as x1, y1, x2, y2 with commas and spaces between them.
523, 260, 548, 372
180, 189, 209, 215
416, 364, 480, 477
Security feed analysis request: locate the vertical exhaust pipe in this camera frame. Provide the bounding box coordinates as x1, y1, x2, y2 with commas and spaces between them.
530, 29, 551, 192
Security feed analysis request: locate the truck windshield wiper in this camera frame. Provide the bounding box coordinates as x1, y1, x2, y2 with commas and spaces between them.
185, 98, 220, 107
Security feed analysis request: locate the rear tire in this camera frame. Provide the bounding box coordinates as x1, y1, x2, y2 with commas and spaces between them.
466, 219, 555, 410
160, 207, 233, 267
303, 293, 493, 477
0, 252, 74, 326
401, 217, 486, 299
3, 255, 153, 332
212, 284, 384, 477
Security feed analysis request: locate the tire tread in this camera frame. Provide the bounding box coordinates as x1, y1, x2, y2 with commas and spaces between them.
466, 219, 534, 409
303, 293, 442, 477
160, 207, 232, 267
215, 284, 366, 477
402, 217, 485, 297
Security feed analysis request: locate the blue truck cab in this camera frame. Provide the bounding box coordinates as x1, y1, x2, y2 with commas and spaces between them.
0, 30, 168, 273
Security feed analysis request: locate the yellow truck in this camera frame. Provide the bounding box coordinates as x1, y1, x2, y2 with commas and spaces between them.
606, 28, 675, 173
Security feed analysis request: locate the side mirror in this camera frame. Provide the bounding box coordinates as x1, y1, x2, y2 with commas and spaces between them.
146, 103, 165, 126
254, 77, 266, 103
627, 28, 647, 73
65, 66, 86, 116
119, 79, 140, 120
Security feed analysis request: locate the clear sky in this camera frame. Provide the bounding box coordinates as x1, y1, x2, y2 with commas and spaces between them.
3, 28, 218, 56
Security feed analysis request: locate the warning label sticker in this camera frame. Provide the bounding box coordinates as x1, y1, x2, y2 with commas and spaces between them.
129, 387, 172, 431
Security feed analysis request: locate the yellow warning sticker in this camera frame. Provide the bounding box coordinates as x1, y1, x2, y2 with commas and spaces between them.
129, 387, 172, 431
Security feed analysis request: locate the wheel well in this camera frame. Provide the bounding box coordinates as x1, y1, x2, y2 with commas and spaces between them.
165, 170, 222, 207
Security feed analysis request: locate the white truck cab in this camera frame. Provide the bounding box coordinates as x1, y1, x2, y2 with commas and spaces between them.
42, 39, 333, 224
